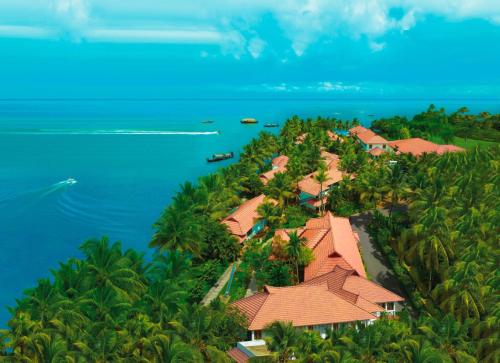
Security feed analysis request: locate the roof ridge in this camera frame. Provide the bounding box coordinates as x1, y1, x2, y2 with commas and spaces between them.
344, 275, 403, 300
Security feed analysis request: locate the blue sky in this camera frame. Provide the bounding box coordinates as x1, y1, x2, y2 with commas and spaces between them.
0, 0, 499, 98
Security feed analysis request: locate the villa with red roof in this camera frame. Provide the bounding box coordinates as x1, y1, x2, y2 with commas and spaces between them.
231, 212, 403, 342
232, 264, 403, 341
349, 126, 465, 157
349, 125, 390, 152
388, 138, 465, 157
259, 155, 289, 185
298, 152, 347, 210
222, 194, 268, 243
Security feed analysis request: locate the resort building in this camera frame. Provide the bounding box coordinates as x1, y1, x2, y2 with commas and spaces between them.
259, 155, 289, 185
274, 211, 366, 280
349, 126, 390, 152
232, 266, 403, 341
298, 152, 346, 209
388, 138, 465, 157
222, 194, 267, 243
229, 212, 404, 358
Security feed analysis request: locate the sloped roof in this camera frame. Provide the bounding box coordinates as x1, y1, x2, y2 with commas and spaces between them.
275, 212, 366, 280
349, 126, 388, 144
388, 138, 465, 157
272, 155, 289, 168
227, 348, 250, 363
327, 130, 340, 141
369, 147, 386, 156
259, 156, 289, 185
222, 194, 266, 240
233, 283, 377, 330
303, 266, 403, 305
298, 155, 344, 196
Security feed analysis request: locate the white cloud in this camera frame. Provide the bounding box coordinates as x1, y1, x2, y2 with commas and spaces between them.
0, 25, 56, 39
369, 40, 386, 52
85, 28, 224, 44
247, 36, 266, 58
258, 81, 362, 93
0, 0, 499, 56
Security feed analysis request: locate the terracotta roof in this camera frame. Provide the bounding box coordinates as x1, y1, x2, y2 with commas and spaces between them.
303, 266, 400, 310
327, 130, 340, 141
343, 275, 404, 303
222, 194, 266, 242
275, 212, 366, 280
349, 126, 370, 136
233, 283, 377, 330
272, 155, 289, 168
298, 166, 344, 197
369, 147, 386, 156
227, 348, 250, 363
259, 156, 289, 185
388, 138, 464, 157
349, 126, 388, 145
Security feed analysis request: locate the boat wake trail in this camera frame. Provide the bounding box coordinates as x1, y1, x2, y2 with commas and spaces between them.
1, 129, 219, 136
0, 179, 77, 207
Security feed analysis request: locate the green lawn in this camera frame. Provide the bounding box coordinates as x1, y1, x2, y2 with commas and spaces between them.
429, 136, 497, 150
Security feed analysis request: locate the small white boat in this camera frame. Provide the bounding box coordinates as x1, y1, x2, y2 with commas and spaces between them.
65, 178, 78, 185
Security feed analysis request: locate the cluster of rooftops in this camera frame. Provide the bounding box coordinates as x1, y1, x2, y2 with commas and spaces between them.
224, 127, 464, 361
349, 125, 464, 157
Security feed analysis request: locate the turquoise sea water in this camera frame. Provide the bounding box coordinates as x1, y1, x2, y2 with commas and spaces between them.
0, 98, 499, 325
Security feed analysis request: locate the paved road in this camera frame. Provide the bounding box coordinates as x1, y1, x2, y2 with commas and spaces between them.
201, 261, 240, 306
350, 212, 406, 299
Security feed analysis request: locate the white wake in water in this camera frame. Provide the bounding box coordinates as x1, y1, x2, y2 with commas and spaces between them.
2, 129, 220, 135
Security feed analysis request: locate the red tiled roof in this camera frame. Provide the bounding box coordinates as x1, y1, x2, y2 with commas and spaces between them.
369, 147, 386, 156
298, 167, 344, 197
259, 156, 289, 185
227, 348, 250, 363
272, 155, 289, 168
233, 283, 377, 330
388, 138, 465, 157
349, 126, 388, 144
327, 130, 340, 141
343, 275, 404, 303
222, 194, 266, 242
303, 266, 400, 311
275, 212, 366, 280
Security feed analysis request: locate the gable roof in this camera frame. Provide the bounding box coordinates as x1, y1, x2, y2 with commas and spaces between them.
259, 156, 289, 185
303, 266, 404, 304
222, 194, 266, 241
275, 212, 366, 280
298, 168, 344, 196
388, 138, 465, 157
369, 147, 386, 156
272, 155, 289, 168
349, 126, 388, 144
232, 283, 377, 330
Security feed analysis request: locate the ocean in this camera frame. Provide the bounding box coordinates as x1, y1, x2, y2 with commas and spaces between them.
0, 98, 498, 325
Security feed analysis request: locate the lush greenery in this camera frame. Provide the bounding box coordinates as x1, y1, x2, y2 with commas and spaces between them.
1, 106, 498, 362
0, 238, 246, 362
371, 104, 500, 143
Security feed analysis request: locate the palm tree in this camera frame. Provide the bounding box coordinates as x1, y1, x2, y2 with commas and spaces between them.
265, 321, 299, 363
81, 237, 146, 300
400, 339, 448, 363
265, 173, 296, 209
151, 335, 202, 363
384, 163, 407, 216
150, 205, 204, 257
285, 232, 309, 283
314, 163, 330, 216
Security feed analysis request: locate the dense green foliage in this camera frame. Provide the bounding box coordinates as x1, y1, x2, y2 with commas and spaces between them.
2, 106, 498, 362
0, 238, 246, 362
371, 104, 500, 143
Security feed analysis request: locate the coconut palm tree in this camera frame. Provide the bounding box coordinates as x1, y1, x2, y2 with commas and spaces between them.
265, 321, 299, 363
285, 232, 309, 283
314, 163, 330, 216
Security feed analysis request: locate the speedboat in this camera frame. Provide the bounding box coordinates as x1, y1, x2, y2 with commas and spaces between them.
65, 178, 78, 185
